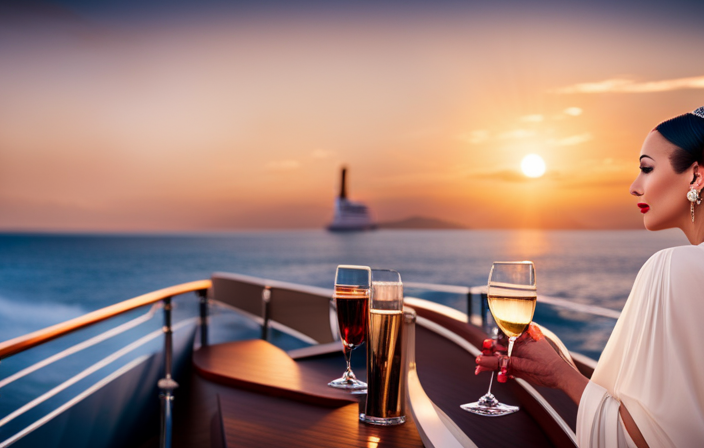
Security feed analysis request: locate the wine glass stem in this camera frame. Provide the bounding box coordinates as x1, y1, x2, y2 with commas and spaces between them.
486, 371, 495, 395
343, 344, 355, 379
508, 337, 516, 358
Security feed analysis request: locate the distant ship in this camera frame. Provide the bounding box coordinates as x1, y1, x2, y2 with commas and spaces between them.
327, 167, 376, 231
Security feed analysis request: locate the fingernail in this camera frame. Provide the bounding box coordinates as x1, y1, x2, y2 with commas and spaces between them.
475, 366, 481, 375
475, 356, 481, 364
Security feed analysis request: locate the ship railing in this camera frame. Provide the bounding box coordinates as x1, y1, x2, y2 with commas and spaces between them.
405, 281, 614, 374
0, 279, 211, 448
405, 280, 620, 322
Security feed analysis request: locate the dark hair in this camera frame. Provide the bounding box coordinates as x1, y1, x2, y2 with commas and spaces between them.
655, 111, 704, 174
669, 147, 702, 175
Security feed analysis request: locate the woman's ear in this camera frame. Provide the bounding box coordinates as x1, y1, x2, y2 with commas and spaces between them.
692, 163, 703, 190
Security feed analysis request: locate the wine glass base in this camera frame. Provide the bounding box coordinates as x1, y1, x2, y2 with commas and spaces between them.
328, 377, 367, 390
460, 393, 519, 417
359, 414, 405, 426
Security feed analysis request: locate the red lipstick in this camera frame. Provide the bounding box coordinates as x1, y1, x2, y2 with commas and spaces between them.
638, 203, 650, 214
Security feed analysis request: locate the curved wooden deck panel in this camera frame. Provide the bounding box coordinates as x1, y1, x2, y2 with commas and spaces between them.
192, 339, 356, 408
405, 298, 578, 448
217, 386, 424, 447
189, 339, 424, 447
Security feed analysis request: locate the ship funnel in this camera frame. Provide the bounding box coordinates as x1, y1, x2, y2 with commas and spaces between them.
339, 167, 347, 199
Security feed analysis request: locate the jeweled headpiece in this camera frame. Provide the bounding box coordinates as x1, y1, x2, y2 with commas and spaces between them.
692, 107, 704, 120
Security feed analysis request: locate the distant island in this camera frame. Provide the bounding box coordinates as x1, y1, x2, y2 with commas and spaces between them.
377, 216, 467, 230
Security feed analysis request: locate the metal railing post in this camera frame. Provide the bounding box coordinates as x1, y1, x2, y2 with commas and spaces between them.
467, 291, 473, 322
480, 292, 488, 329
197, 289, 208, 347
158, 297, 178, 448
261, 286, 271, 340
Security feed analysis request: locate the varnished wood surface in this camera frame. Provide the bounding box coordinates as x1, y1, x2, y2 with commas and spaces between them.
186, 331, 575, 447
218, 381, 424, 448
0, 279, 211, 360
408, 303, 578, 447
193, 339, 358, 407
414, 326, 556, 447
179, 348, 422, 448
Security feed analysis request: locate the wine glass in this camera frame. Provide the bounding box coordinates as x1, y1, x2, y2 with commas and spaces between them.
328, 265, 371, 390
461, 261, 537, 416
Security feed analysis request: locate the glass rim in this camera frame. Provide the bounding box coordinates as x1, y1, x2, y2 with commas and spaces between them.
491, 261, 534, 266
371, 268, 402, 284
335, 265, 372, 287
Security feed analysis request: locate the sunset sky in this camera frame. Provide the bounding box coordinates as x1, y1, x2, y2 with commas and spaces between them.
1, 0, 703, 231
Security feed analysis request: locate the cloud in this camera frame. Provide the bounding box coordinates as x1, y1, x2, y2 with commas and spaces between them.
563, 107, 583, 116
458, 130, 490, 145
265, 160, 301, 171
520, 114, 544, 123
549, 133, 593, 146
311, 149, 334, 159
499, 129, 536, 139
552, 75, 704, 94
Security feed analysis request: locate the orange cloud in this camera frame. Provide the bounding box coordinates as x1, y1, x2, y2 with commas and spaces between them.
552, 75, 704, 94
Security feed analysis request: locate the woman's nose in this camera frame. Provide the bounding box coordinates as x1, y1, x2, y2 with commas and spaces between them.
630, 178, 643, 197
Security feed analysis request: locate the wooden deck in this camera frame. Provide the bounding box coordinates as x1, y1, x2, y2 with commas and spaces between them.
168, 308, 578, 448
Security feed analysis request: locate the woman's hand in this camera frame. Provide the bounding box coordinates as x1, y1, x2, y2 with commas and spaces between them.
476, 324, 589, 403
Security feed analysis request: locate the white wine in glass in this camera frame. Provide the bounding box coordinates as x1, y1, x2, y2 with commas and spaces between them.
487, 262, 537, 358
461, 261, 536, 416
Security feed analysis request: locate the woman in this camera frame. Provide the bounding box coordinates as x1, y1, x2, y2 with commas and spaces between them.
477, 107, 704, 448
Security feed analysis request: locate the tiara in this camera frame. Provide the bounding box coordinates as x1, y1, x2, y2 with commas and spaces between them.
693, 107, 704, 119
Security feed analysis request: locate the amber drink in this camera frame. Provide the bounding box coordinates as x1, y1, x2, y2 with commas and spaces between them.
361, 270, 406, 426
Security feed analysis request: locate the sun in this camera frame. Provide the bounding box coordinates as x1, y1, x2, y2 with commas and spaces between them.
521, 154, 546, 178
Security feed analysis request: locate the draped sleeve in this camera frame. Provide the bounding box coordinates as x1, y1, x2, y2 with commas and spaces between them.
576, 243, 704, 448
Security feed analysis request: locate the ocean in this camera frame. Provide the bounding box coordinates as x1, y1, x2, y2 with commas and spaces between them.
0, 229, 688, 358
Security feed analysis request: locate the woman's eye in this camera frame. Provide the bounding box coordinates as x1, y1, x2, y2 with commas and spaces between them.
639, 166, 653, 173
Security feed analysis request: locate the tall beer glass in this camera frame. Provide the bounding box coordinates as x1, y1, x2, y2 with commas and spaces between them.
360, 269, 405, 426
328, 265, 371, 390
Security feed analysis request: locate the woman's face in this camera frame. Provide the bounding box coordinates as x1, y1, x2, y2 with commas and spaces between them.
629, 131, 694, 231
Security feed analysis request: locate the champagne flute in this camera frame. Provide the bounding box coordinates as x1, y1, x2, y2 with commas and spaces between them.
461, 261, 536, 416
328, 265, 371, 390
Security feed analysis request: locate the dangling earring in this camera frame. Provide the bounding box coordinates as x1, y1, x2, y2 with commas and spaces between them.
688, 187, 702, 222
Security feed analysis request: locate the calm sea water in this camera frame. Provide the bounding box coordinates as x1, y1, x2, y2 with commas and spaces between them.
0, 229, 689, 357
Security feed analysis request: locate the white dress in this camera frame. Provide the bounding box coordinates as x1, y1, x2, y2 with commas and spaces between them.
576, 242, 704, 447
